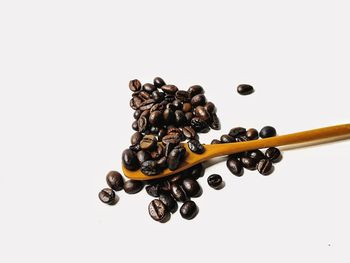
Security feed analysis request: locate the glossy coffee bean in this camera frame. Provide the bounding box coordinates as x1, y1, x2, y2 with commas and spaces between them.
159, 193, 177, 213
229, 127, 246, 138
130, 96, 142, 110
207, 174, 223, 189
257, 159, 273, 175
122, 149, 139, 170
194, 106, 210, 121
187, 139, 205, 154
106, 171, 124, 191
191, 94, 207, 106
226, 157, 243, 176
248, 150, 265, 162
246, 128, 259, 140
220, 134, 235, 143
170, 183, 188, 202
259, 126, 277, 138
204, 102, 216, 113
182, 178, 201, 197
172, 100, 183, 110
133, 109, 141, 119
180, 201, 198, 220
137, 116, 148, 132
163, 108, 175, 124
139, 99, 155, 111
162, 133, 180, 145
265, 147, 282, 163
209, 112, 221, 130
131, 120, 139, 131
150, 144, 164, 159
129, 143, 141, 152
237, 84, 254, 95
124, 180, 144, 194
169, 173, 185, 183
157, 128, 167, 140
211, 139, 221, 144
140, 135, 157, 151
136, 150, 151, 163
157, 156, 167, 169
167, 146, 186, 171
98, 188, 116, 204
160, 180, 171, 192
130, 131, 143, 145
241, 157, 257, 170
174, 110, 186, 126
161, 84, 178, 94
142, 83, 156, 93
152, 90, 165, 102
175, 90, 190, 102
129, 79, 141, 92
188, 85, 204, 97
190, 117, 210, 133
141, 160, 160, 175
183, 126, 197, 139
182, 102, 192, 112
146, 184, 161, 197
188, 163, 205, 179
149, 110, 163, 126
153, 77, 166, 89
185, 112, 194, 123
148, 199, 169, 222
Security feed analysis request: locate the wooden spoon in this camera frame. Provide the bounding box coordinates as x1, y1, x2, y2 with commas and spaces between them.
122, 124, 350, 180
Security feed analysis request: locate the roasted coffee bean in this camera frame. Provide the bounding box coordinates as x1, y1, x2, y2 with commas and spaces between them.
172, 100, 183, 110
153, 77, 166, 89
180, 201, 198, 220
139, 90, 151, 100
194, 106, 210, 121
164, 143, 175, 157
185, 112, 193, 123
162, 133, 181, 145
140, 109, 150, 119
182, 102, 192, 112
129, 79, 142, 92
133, 109, 141, 119
191, 94, 207, 106
159, 193, 177, 213
188, 85, 204, 97
140, 135, 157, 150
207, 174, 223, 189
148, 199, 169, 222
188, 163, 205, 179
170, 183, 188, 202
160, 180, 171, 192
158, 128, 167, 140
237, 84, 254, 95
211, 139, 221, 144
259, 126, 277, 138
257, 159, 273, 175
190, 117, 210, 133
175, 90, 190, 102
226, 157, 244, 176
130, 96, 142, 110
122, 149, 139, 170
163, 108, 175, 124
143, 83, 156, 93
174, 110, 186, 126
248, 150, 265, 162
166, 103, 177, 111
150, 102, 166, 113
183, 126, 197, 139
229, 127, 246, 138
146, 184, 161, 197
139, 99, 155, 111
241, 157, 257, 170
136, 150, 151, 164
188, 139, 205, 154
137, 116, 148, 133
167, 127, 182, 135
204, 102, 216, 113
265, 147, 282, 163
124, 180, 144, 194
161, 84, 178, 94
152, 90, 165, 102
165, 94, 175, 102
106, 171, 124, 191
209, 112, 221, 130
246, 128, 259, 140
167, 146, 186, 170
149, 110, 163, 126
182, 178, 201, 197
220, 134, 235, 143
150, 144, 164, 159
129, 144, 141, 152
141, 160, 160, 175
169, 173, 185, 183
99, 188, 116, 204
157, 156, 168, 169
130, 131, 143, 145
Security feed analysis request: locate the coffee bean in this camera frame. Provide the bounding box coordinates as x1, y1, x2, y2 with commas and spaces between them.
162, 133, 181, 145
150, 126, 159, 134
188, 163, 205, 179
153, 77, 166, 89
164, 142, 175, 157
209, 112, 221, 130
129, 79, 141, 92
157, 128, 167, 140
130, 131, 143, 145
174, 110, 186, 126
182, 178, 201, 197
129, 143, 141, 152
167, 146, 186, 171
139, 99, 155, 111
241, 157, 257, 170
150, 144, 164, 159
180, 201, 198, 220
191, 94, 206, 106
183, 126, 197, 139
98, 188, 116, 204
220, 134, 235, 143
170, 183, 188, 202
146, 184, 161, 197
194, 106, 210, 121
167, 127, 182, 136
246, 128, 259, 140
248, 150, 265, 162
226, 157, 243, 176
140, 135, 157, 151
139, 90, 151, 100
130, 96, 142, 110
188, 139, 205, 154
140, 109, 150, 119
257, 159, 273, 175
229, 127, 246, 137
157, 156, 168, 169
182, 102, 192, 112
122, 149, 139, 170
259, 126, 277, 138
265, 147, 282, 163
149, 110, 163, 126
141, 160, 160, 175
204, 102, 216, 113
133, 109, 141, 119
207, 174, 223, 189
172, 100, 183, 110
143, 83, 156, 93
165, 94, 175, 102
136, 150, 151, 164
161, 84, 178, 94
188, 85, 204, 97
163, 108, 175, 124
152, 90, 165, 102
237, 84, 254, 95
148, 199, 169, 222
190, 117, 210, 133
175, 90, 190, 102
169, 173, 185, 183
124, 180, 144, 194
185, 112, 194, 123
159, 193, 177, 213
211, 139, 221, 144
160, 180, 171, 192
106, 171, 124, 191
137, 116, 148, 133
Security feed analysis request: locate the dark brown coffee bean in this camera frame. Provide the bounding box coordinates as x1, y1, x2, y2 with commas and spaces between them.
140, 109, 150, 119
182, 102, 192, 112
172, 100, 183, 110
194, 106, 210, 121
129, 143, 141, 152
143, 83, 156, 93
204, 101, 216, 113
220, 134, 235, 143
133, 110, 141, 119
160, 180, 171, 192
129, 79, 141, 92
162, 133, 181, 145
174, 110, 186, 126
175, 90, 190, 102
169, 173, 185, 183
211, 139, 221, 144
188, 163, 205, 179
229, 127, 246, 138
183, 126, 197, 139
248, 150, 265, 162
131, 120, 139, 131
237, 84, 254, 95
191, 94, 207, 106
139, 99, 155, 111
157, 156, 167, 169
157, 128, 167, 140
159, 193, 177, 213
137, 116, 148, 133
182, 178, 201, 197
161, 84, 178, 94
209, 112, 221, 130
164, 143, 175, 157
167, 145, 186, 170
188, 139, 205, 154
185, 112, 193, 123
241, 157, 257, 170
152, 90, 165, 102
148, 199, 169, 222
124, 180, 144, 194
139, 90, 151, 100
165, 94, 175, 102
130, 131, 143, 145
246, 128, 259, 140
207, 174, 223, 189
188, 85, 204, 97
130, 96, 142, 110
122, 149, 139, 170
226, 157, 243, 176
190, 117, 210, 133
163, 108, 175, 124
141, 160, 160, 175
259, 126, 277, 138
136, 150, 151, 163
106, 171, 124, 191
167, 127, 182, 135
150, 144, 164, 159
149, 110, 163, 126
140, 135, 157, 151
257, 159, 273, 175
99, 188, 116, 204
180, 201, 198, 219
170, 183, 188, 202
265, 147, 282, 163
146, 184, 161, 197
153, 77, 166, 89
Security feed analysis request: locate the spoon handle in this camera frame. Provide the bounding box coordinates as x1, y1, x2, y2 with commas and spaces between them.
208, 124, 350, 157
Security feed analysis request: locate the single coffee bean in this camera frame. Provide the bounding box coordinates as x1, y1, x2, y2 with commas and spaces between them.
194, 106, 210, 121
136, 150, 151, 164
259, 126, 277, 138
124, 180, 144, 194
164, 142, 175, 157
162, 133, 181, 145
167, 146, 186, 171
174, 110, 186, 126
257, 159, 274, 175
170, 183, 188, 202
146, 184, 161, 197
149, 110, 163, 126
98, 188, 116, 204
161, 84, 178, 94
140, 135, 157, 151
150, 102, 166, 113
169, 173, 185, 183
142, 83, 156, 93
188, 139, 205, 154
211, 139, 221, 144
180, 201, 198, 219
182, 102, 192, 112
160, 180, 171, 192
191, 94, 207, 107
141, 160, 160, 176
237, 84, 254, 95
229, 127, 246, 138
171, 100, 183, 110
185, 112, 193, 123
183, 126, 197, 139
106, 171, 124, 191
190, 117, 210, 133
209, 112, 221, 130
159, 193, 177, 213
163, 108, 175, 124
129, 79, 142, 92
139, 99, 155, 111
153, 77, 166, 89
130, 131, 143, 145
133, 109, 141, 119
157, 156, 168, 169
248, 150, 265, 162
204, 101, 216, 113
182, 178, 201, 197
265, 147, 282, 163
137, 116, 148, 133
207, 174, 223, 189
164, 94, 175, 102
152, 90, 165, 102
226, 157, 244, 176
139, 90, 151, 100
175, 90, 190, 102
129, 143, 141, 152
188, 163, 205, 179
188, 85, 204, 97
140, 109, 150, 119
150, 144, 164, 159
246, 128, 259, 140
241, 157, 257, 170
220, 134, 235, 143
148, 199, 169, 222
130, 96, 142, 110
122, 149, 139, 170
167, 127, 181, 135
158, 128, 167, 140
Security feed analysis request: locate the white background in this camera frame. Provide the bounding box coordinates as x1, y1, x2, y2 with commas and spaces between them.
1, 1, 350, 262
